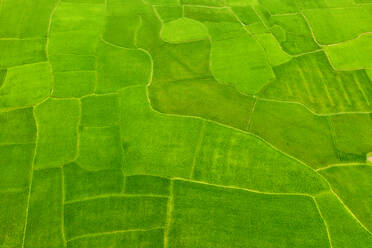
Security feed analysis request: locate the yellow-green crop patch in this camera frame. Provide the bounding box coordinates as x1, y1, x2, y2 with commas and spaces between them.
1, 0, 371, 247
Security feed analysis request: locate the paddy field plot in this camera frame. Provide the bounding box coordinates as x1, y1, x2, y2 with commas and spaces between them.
0, 0, 372, 247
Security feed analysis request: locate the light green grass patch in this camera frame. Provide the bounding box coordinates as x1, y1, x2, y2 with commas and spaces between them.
168, 179, 330, 248
0, 189, 28, 247
81, 94, 120, 127
207, 22, 274, 94
49, 55, 96, 73
96, 41, 151, 93
161, 18, 209, 43
64, 196, 167, 240
34, 98, 80, 170
259, 0, 297, 14
330, 114, 372, 162
315, 191, 372, 248
320, 165, 372, 232
0, 39, 46, 68
259, 51, 372, 114
0, 0, 58, 38
24, 168, 64, 248
0, 62, 52, 109
64, 162, 123, 202
67, 228, 164, 248
255, 33, 292, 66
125, 175, 170, 196
77, 126, 123, 171
324, 33, 372, 70
53, 71, 96, 98
120, 86, 203, 178
0, 108, 36, 144
155, 5, 183, 23
0, 144, 34, 191
182, 0, 226, 6
193, 122, 329, 194
303, 6, 372, 44
269, 14, 320, 55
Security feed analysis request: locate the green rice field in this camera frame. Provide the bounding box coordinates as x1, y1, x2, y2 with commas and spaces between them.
0, 0, 372, 247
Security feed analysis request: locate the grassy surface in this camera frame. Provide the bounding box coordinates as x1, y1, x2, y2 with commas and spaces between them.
0, 0, 371, 247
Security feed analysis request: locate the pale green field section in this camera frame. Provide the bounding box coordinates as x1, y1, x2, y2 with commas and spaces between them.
0, 0, 58, 38
155, 5, 183, 22
259, 51, 372, 114
95, 41, 151, 93
63, 162, 123, 202
67, 228, 164, 248
181, 5, 275, 94
121, 86, 329, 195
0, 108, 36, 144
34, 98, 80, 170
160, 18, 209, 43
0, 189, 28, 248
259, 0, 356, 14
320, 165, 372, 233
81, 94, 120, 127
120, 86, 203, 178
303, 5, 372, 45
192, 122, 329, 194
330, 114, 372, 162
23, 168, 64, 248
269, 14, 320, 55
77, 93, 124, 171
1, 0, 372, 247
324, 33, 372, 70
255, 33, 292, 66
124, 175, 170, 196
0, 63, 52, 109
0, 108, 36, 247
0, 39, 46, 68
315, 191, 372, 248
77, 126, 123, 171
48, 1, 105, 98
64, 196, 168, 240
167, 179, 330, 248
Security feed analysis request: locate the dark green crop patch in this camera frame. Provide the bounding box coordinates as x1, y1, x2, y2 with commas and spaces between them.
1, 0, 372, 247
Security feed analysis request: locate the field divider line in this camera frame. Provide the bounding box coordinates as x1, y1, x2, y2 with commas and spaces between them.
316, 163, 372, 172
61, 167, 67, 247
246, 97, 257, 131
46, 0, 62, 97
353, 74, 370, 105
330, 189, 372, 236
164, 180, 174, 248
313, 197, 334, 248
67, 226, 165, 243
64, 193, 168, 205
21, 107, 40, 248
172, 177, 316, 198
326, 116, 341, 162
255, 96, 372, 116
189, 121, 206, 179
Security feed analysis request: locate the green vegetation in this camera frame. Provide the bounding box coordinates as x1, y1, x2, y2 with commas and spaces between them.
324, 33, 372, 70
1, 0, 371, 247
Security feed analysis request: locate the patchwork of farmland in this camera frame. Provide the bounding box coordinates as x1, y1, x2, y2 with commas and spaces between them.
1, 0, 372, 247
